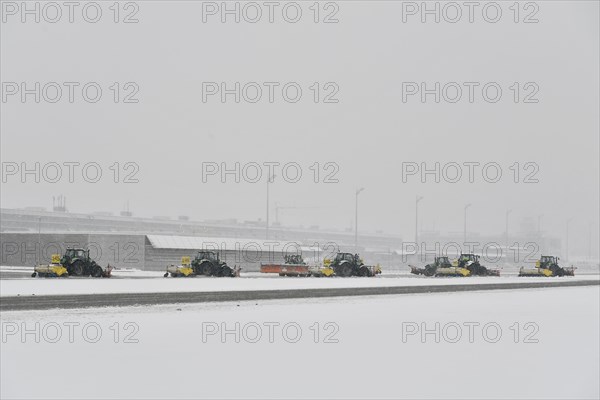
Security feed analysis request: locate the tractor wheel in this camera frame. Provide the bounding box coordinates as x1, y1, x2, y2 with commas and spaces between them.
469, 264, 482, 276
338, 263, 353, 277
220, 266, 233, 277
201, 262, 213, 276
91, 265, 103, 278
358, 266, 370, 277
69, 261, 84, 276
31, 272, 37, 278
164, 272, 169, 278
424, 265, 436, 277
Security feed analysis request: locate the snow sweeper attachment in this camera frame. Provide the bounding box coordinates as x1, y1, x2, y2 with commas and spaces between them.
32, 254, 69, 278
518, 255, 575, 277
164, 256, 195, 277
410, 256, 470, 277
32, 250, 112, 278
308, 258, 335, 277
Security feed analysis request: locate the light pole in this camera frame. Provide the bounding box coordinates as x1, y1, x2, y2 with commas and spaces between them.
589, 222, 593, 261
505, 209, 512, 247
38, 217, 42, 263
464, 203, 471, 245
566, 217, 573, 263
537, 214, 544, 253
266, 173, 275, 239
355, 188, 364, 251
415, 195, 424, 245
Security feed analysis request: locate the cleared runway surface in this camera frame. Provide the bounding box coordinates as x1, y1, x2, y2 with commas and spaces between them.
1, 279, 598, 311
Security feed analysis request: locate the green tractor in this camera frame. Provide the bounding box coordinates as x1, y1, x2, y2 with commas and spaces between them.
61, 248, 106, 277
519, 255, 575, 277
191, 250, 235, 277
329, 252, 381, 277
410, 256, 455, 277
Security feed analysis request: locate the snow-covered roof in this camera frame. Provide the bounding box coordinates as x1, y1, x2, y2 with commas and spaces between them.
146, 234, 318, 253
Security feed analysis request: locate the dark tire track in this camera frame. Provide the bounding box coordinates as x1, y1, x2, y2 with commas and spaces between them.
1, 279, 598, 311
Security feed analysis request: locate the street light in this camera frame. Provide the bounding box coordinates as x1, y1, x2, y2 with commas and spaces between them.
415, 195, 424, 245
38, 217, 42, 264
505, 209, 512, 246
464, 203, 471, 244
589, 222, 593, 261
355, 187, 364, 251
266, 173, 276, 239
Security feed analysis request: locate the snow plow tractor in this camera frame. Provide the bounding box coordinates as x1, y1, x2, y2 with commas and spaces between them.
61, 248, 110, 277
32, 250, 112, 278
328, 252, 381, 277
454, 254, 500, 277
519, 255, 575, 277
191, 250, 238, 277
164, 256, 195, 277
410, 256, 470, 277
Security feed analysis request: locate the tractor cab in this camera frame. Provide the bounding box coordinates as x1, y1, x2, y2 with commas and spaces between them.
61, 248, 89, 264
460, 254, 478, 262
196, 251, 219, 262
435, 256, 452, 267
335, 252, 360, 264
538, 255, 558, 268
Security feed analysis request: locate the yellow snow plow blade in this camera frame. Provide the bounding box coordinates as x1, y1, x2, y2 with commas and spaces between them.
519, 267, 553, 277
165, 264, 195, 277
436, 267, 471, 277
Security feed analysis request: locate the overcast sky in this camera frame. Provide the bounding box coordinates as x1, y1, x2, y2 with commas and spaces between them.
1, 1, 598, 256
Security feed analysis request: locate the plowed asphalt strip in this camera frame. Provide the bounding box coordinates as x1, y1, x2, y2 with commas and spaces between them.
1, 280, 598, 311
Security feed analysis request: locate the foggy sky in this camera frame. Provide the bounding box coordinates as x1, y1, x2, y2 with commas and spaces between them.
1, 1, 598, 256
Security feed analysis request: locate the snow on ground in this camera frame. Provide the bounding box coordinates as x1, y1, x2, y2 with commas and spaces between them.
1, 286, 598, 399
1, 267, 598, 297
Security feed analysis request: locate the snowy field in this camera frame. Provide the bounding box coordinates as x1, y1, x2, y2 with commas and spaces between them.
1, 269, 598, 297
1, 286, 598, 399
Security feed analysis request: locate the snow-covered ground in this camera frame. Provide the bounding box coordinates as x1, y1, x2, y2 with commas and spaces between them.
1, 268, 598, 297
1, 286, 598, 399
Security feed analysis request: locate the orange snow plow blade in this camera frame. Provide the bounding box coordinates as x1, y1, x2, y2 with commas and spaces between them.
260, 263, 310, 276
